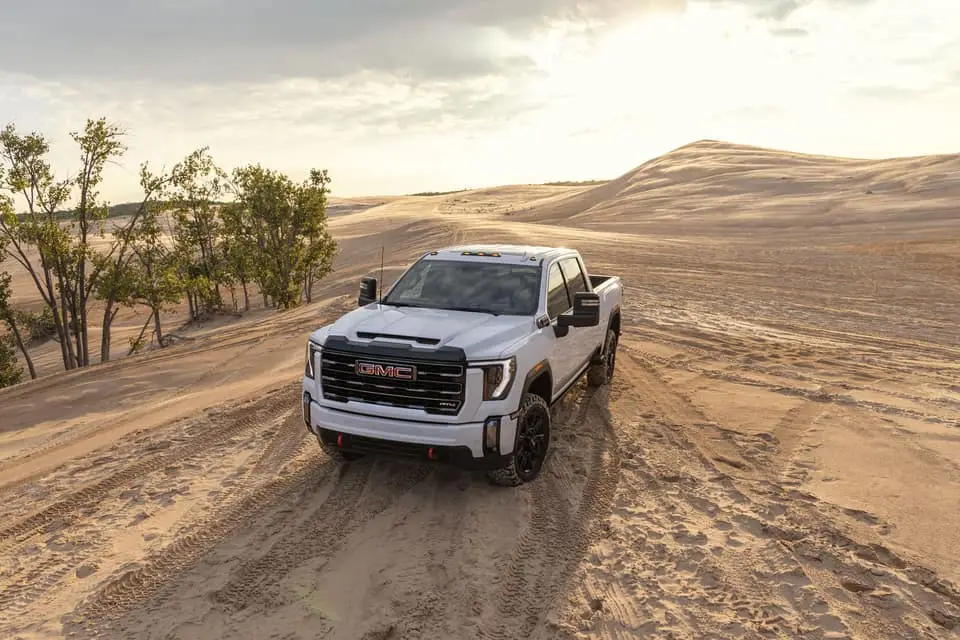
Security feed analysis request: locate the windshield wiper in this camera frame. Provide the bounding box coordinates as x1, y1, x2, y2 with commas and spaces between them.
382, 301, 500, 315
444, 306, 500, 316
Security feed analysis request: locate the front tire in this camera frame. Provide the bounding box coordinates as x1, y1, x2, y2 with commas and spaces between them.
587, 329, 618, 387
486, 393, 551, 487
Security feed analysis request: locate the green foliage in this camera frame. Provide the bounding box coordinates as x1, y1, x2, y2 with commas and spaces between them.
0, 333, 22, 388
127, 332, 148, 354
2, 116, 340, 371
0, 271, 11, 319
0, 117, 127, 368
126, 198, 183, 313
15, 307, 56, 344
225, 165, 338, 309
165, 147, 229, 317
0, 272, 24, 388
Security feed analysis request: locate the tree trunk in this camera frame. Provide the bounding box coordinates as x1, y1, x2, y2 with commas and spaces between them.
41, 263, 72, 369
79, 292, 90, 366
54, 270, 78, 371
7, 317, 36, 380
72, 303, 84, 369
152, 308, 164, 347
128, 311, 154, 356
241, 279, 250, 311
100, 302, 119, 363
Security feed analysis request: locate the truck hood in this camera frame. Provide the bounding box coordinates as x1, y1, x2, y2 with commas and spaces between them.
316, 305, 534, 360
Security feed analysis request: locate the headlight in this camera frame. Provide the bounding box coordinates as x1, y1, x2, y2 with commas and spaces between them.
476, 357, 516, 401
305, 342, 322, 379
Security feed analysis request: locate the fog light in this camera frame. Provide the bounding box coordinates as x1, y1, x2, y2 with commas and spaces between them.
484, 417, 501, 453
302, 392, 312, 431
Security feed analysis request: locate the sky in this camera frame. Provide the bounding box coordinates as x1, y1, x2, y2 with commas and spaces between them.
1, 0, 958, 203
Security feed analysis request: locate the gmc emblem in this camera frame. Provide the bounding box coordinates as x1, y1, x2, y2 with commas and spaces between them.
355, 361, 416, 380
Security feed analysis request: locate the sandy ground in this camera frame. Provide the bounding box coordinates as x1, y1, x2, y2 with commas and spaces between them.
1, 140, 959, 639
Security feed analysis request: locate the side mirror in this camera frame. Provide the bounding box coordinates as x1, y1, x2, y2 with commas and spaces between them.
557, 292, 600, 328
358, 277, 378, 306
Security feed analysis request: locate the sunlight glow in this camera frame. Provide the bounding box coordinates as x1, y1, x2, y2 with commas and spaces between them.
1, 0, 958, 200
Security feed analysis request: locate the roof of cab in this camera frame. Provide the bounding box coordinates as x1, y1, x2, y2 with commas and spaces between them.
423, 244, 574, 263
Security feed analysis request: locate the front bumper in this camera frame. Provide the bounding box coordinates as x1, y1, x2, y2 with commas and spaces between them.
303, 394, 515, 471
317, 428, 510, 470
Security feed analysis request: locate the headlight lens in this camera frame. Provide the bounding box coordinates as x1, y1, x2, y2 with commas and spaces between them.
478, 357, 516, 401
305, 342, 322, 379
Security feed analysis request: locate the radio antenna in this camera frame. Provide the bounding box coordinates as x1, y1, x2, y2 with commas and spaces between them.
378, 245, 385, 306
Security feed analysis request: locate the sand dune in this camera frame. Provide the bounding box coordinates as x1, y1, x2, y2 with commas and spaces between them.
1, 140, 959, 639
516, 140, 960, 239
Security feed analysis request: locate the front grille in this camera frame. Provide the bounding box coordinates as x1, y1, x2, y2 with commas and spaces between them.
320, 349, 465, 415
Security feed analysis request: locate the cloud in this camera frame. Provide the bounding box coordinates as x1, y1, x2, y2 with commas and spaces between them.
770, 26, 809, 36
2, 0, 957, 203
0, 0, 678, 85
708, 0, 877, 21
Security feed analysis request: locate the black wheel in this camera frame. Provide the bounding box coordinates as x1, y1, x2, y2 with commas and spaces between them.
487, 393, 551, 487
317, 436, 364, 462
587, 329, 618, 387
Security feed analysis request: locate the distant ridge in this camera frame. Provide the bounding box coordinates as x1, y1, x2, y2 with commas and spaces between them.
508, 139, 960, 228
22, 140, 957, 219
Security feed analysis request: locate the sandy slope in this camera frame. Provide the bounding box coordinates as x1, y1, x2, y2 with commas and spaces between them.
1, 140, 959, 639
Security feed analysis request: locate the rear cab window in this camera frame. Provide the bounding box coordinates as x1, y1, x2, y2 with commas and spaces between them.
558, 256, 589, 297
546, 262, 571, 319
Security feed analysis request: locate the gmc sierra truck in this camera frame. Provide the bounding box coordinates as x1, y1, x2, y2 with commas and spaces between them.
301, 244, 622, 486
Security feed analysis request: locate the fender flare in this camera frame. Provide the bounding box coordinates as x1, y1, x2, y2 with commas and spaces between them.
517, 359, 553, 410
607, 305, 622, 336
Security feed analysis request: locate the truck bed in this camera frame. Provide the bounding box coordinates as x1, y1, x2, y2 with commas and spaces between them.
589, 274, 616, 290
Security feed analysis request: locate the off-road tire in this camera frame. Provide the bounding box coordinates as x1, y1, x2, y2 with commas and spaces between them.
587, 329, 618, 387
317, 436, 365, 462
486, 393, 551, 487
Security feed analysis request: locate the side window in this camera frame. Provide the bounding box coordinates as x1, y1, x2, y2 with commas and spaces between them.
546, 262, 571, 319
559, 257, 588, 297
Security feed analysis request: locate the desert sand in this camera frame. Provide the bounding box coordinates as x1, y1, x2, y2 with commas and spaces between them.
1, 140, 959, 639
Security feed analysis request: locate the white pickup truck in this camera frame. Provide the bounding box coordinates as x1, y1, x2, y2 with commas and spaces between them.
301, 244, 622, 486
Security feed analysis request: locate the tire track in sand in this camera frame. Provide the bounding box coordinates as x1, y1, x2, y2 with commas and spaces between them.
1, 394, 309, 635
569, 347, 960, 639
209, 458, 431, 614
477, 383, 620, 640
0, 384, 299, 553
62, 451, 336, 637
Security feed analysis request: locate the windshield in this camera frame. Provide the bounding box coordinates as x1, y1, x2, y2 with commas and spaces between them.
382, 259, 542, 315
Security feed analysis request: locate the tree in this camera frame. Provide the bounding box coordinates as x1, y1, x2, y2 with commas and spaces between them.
299, 170, 338, 303
225, 165, 337, 309
92, 162, 173, 362
67, 118, 127, 366
165, 147, 228, 319
125, 200, 182, 346
0, 125, 76, 369
0, 270, 36, 380
0, 118, 126, 369
3, 116, 339, 370
220, 203, 256, 312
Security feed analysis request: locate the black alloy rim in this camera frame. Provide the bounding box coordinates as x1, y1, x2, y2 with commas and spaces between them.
515, 407, 548, 479
607, 336, 617, 378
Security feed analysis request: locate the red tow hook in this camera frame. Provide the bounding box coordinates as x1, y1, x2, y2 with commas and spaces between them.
337, 433, 344, 447
427, 447, 436, 460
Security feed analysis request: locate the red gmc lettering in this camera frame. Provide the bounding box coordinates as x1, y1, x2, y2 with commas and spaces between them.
355, 362, 415, 380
